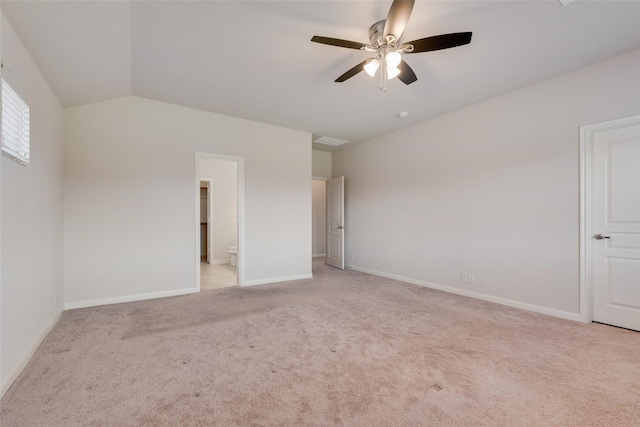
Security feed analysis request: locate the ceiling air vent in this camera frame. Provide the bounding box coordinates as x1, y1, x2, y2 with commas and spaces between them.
313, 136, 349, 147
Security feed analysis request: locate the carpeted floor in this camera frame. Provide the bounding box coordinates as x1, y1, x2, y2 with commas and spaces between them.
1, 261, 639, 426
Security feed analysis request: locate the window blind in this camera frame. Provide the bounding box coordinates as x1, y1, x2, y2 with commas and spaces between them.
2, 78, 30, 165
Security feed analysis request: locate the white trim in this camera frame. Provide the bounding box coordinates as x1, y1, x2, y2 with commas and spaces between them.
578, 114, 640, 325
312, 253, 326, 258
195, 152, 245, 289
312, 176, 328, 181
209, 258, 231, 265
64, 288, 198, 310
242, 274, 313, 287
1, 308, 64, 399
349, 265, 583, 323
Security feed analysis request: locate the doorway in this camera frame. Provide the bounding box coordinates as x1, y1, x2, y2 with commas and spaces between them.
200, 179, 212, 264
326, 176, 345, 269
312, 179, 327, 258
196, 153, 245, 290
312, 179, 327, 274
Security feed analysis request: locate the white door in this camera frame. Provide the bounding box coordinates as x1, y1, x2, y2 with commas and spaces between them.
326, 176, 344, 269
590, 116, 640, 331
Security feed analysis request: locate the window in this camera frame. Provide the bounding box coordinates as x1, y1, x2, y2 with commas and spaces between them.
2, 78, 30, 165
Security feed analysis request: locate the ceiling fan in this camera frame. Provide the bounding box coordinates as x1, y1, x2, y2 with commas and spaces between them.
311, 0, 472, 90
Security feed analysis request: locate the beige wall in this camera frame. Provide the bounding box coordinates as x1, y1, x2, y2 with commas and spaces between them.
312, 180, 326, 256
64, 96, 312, 306
311, 150, 331, 256
1, 14, 64, 396
312, 150, 331, 179
333, 50, 640, 320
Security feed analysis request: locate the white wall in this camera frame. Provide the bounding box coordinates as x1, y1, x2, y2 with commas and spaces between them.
1, 14, 64, 396
311, 150, 331, 257
312, 180, 326, 256
332, 50, 640, 319
312, 150, 331, 179
200, 158, 237, 262
64, 96, 311, 306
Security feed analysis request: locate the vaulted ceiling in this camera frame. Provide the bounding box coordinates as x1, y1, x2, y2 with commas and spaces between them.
2, 1, 639, 150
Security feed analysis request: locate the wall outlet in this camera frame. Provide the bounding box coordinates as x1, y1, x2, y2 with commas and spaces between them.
54, 291, 58, 303
461, 273, 476, 284
349, 254, 354, 262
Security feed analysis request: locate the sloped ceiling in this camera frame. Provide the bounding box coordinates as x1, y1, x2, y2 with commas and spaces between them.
2, 1, 639, 149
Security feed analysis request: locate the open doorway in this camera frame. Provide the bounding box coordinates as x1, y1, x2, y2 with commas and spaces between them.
200, 179, 212, 264
312, 179, 327, 273
196, 153, 244, 290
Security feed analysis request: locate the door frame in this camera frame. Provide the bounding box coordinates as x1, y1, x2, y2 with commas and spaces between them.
195, 152, 245, 289
579, 114, 640, 324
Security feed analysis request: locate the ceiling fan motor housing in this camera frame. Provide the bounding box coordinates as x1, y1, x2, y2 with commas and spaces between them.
369, 20, 387, 47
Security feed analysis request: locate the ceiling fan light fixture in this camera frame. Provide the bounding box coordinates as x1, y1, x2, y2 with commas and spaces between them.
385, 51, 402, 68
387, 66, 401, 79
364, 58, 380, 77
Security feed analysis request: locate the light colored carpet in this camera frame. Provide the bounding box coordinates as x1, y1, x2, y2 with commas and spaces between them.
1, 261, 639, 426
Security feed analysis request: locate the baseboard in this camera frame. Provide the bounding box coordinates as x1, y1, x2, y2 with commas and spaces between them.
209, 259, 231, 265
65, 288, 199, 310
349, 265, 583, 323
1, 307, 64, 399
312, 254, 326, 258
242, 273, 313, 287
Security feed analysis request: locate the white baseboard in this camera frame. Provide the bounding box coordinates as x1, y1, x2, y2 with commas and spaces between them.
349, 265, 583, 323
312, 253, 326, 258
242, 273, 313, 287
1, 307, 64, 399
65, 288, 199, 310
209, 259, 231, 265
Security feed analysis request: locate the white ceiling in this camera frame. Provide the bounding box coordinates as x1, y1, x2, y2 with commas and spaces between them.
2, 1, 639, 150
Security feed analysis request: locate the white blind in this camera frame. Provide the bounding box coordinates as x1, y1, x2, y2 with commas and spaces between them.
2, 78, 30, 165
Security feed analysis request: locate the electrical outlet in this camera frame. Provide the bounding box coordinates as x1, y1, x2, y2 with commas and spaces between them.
461, 273, 476, 284
349, 254, 354, 262
54, 291, 58, 303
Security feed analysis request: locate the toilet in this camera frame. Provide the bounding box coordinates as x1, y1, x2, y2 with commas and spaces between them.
228, 246, 237, 266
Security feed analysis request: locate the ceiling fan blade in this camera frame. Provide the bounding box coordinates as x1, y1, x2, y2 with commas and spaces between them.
397, 59, 417, 85
335, 60, 368, 82
406, 32, 472, 54
383, 0, 415, 42
311, 36, 366, 50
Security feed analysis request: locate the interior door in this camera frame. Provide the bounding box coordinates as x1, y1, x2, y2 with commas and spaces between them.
591, 117, 640, 331
326, 176, 344, 269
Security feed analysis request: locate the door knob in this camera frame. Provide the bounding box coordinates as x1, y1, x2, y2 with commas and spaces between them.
593, 233, 610, 240
337, 226, 344, 229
